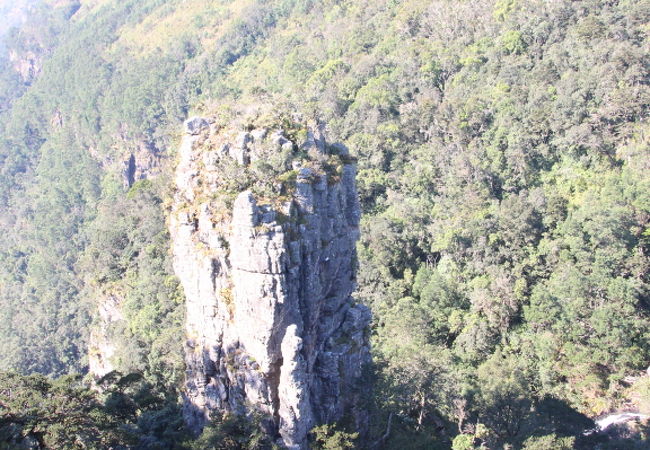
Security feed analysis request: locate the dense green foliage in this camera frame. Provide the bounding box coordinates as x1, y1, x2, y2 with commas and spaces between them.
81, 177, 185, 386
311, 424, 359, 449
0, 370, 210, 448
0, 371, 136, 448
0, 0, 648, 447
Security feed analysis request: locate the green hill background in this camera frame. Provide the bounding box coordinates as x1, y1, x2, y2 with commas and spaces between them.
0, 0, 648, 447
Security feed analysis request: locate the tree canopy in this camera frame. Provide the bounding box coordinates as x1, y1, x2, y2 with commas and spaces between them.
0, 0, 648, 447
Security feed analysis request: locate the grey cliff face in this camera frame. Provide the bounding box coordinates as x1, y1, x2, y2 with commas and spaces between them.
169, 115, 371, 448
88, 293, 123, 378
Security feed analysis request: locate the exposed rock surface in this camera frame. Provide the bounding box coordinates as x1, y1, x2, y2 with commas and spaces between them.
8, 49, 41, 85
121, 141, 161, 187
170, 114, 370, 448
88, 293, 123, 378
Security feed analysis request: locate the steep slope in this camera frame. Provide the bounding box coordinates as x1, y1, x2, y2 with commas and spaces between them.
0, 0, 647, 447
0, 0, 291, 376
169, 112, 370, 448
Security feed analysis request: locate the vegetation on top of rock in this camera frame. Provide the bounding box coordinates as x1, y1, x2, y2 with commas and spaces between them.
178, 106, 355, 215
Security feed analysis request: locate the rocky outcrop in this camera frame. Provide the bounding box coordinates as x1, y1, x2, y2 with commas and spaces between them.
121, 141, 161, 187
88, 293, 123, 378
170, 113, 370, 448
8, 49, 41, 85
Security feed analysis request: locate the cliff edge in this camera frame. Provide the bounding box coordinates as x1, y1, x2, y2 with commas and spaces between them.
169, 111, 371, 448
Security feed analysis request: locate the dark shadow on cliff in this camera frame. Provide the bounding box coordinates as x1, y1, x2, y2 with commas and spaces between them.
182, 341, 282, 448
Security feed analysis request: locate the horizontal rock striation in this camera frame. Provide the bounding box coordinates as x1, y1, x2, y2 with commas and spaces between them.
169, 114, 371, 448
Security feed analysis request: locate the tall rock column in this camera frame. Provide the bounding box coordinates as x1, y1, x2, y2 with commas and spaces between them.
169, 113, 371, 448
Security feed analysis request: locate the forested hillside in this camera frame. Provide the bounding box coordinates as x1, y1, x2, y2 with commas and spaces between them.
0, 0, 648, 448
